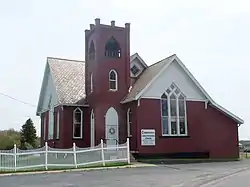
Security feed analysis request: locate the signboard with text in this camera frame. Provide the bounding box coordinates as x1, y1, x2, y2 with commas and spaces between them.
141, 129, 155, 146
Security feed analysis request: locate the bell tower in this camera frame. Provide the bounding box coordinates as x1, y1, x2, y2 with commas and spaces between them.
85, 18, 130, 145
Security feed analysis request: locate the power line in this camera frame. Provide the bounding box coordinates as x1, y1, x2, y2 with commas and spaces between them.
0, 92, 54, 113
0, 92, 37, 108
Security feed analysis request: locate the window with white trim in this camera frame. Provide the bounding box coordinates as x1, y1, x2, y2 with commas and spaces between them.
73, 108, 83, 139
161, 83, 187, 136
109, 70, 118, 91
56, 111, 60, 139
127, 108, 132, 137
90, 73, 93, 92
43, 115, 46, 140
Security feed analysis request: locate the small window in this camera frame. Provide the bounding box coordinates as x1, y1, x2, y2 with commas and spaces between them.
109, 70, 118, 91
90, 73, 93, 92
105, 37, 121, 58
127, 108, 132, 136
43, 115, 46, 141
130, 65, 140, 75
73, 108, 83, 139
88, 40, 95, 60
56, 111, 60, 139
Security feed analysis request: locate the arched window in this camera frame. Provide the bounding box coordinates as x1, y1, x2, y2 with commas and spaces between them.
90, 73, 93, 92
161, 83, 187, 136
56, 111, 60, 139
109, 70, 118, 91
105, 37, 121, 58
88, 40, 95, 60
127, 108, 132, 137
73, 108, 83, 139
48, 96, 54, 140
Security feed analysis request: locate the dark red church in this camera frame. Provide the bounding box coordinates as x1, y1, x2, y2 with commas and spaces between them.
36, 18, 244, 159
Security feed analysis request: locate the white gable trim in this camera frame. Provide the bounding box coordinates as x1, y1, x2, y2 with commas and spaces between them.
130, 53, 148, 68
36, 61, 50, 116
36, 58, 59, 116
134, 55, 244, 124
134, 54, 176, 100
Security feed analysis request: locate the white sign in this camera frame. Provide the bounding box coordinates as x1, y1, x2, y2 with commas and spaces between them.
141, 129, 155, 146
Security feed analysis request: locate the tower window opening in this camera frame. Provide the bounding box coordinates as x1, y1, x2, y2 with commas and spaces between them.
88, 40, 95, 60
105, 37, 121, 58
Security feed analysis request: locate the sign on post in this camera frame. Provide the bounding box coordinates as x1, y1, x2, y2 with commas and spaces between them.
141, 129, 155, 146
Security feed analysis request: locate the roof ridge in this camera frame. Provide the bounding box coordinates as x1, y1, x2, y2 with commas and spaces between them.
147, 54, 176, 68
47, 57, 85, 63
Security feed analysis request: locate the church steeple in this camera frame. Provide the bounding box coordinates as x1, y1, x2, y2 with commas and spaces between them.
85, 18, 130, 101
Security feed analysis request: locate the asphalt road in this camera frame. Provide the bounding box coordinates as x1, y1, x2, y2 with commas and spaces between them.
1, 160, 250, 187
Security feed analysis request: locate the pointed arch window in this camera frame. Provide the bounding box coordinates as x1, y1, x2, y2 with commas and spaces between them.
127, 108, 132, 137
73, 108, 83, 139
43, 115, 46, 141
88, 40, 95, 60
105, 37, 121, 58
90, 73, 93, 92
56, 111, 60, 139
109, 70, 118, 91
161, 83, 187, 136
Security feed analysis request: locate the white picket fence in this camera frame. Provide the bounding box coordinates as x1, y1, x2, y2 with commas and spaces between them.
0, 138, 130, 172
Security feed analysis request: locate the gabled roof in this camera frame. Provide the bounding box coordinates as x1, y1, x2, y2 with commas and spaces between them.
37, 53, 143, 114
48, 57, 86, 104
122, 54, 176, 103
130, 53, 148, 68
122, 54, 244, 124
36, 57, 85, 115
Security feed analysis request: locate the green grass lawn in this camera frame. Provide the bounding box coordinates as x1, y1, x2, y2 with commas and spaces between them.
240, 152, 250, 159
0, 162, 129, 174
0, 151, 129, 174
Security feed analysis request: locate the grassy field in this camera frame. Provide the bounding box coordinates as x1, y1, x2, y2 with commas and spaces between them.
0, 162, 129, 174
240, 152, 250, 159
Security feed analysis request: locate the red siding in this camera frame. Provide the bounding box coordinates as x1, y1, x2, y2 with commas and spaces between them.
40, 106, 91, 149
134, 99, 239, 159
84, 23, 130, 146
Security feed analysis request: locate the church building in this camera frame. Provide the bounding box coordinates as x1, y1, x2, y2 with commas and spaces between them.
36, 18, 244, 159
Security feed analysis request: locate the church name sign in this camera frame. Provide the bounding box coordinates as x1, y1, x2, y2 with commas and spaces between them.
141, 129, 155, 146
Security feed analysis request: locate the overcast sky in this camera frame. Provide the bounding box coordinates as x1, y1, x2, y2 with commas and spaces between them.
0, 0, 249, 139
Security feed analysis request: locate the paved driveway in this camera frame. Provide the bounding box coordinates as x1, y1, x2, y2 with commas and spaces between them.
1, 160, 250, 187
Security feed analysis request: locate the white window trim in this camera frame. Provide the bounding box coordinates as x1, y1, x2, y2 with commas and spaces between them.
56, 111, 60, 139
48, 107, 54, 140
109, 69, 118, 91
43, 115, 46, 140
73, 107, 83, 139
161, 83, 188, 136
90, 73, 93, 93
127, 108, 132, 137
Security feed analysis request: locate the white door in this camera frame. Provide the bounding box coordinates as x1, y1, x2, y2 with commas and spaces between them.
90, 110, 95, 147
105, 107, 119, 147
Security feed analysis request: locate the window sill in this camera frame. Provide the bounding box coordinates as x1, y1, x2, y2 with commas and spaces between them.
73, 137, 83, 140
109, 89, 118, 92
159, 135, 190, 139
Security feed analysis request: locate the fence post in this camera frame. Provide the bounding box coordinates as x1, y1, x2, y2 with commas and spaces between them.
14, 144, 17, 171
45, 142, 48, 170
101, 139, 105, 166
73, 143, 77, 168
127, 138, 130, 164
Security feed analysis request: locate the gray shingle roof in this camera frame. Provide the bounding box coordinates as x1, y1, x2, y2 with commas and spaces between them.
122, 54, 176, 102
48, 57, 85, 104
